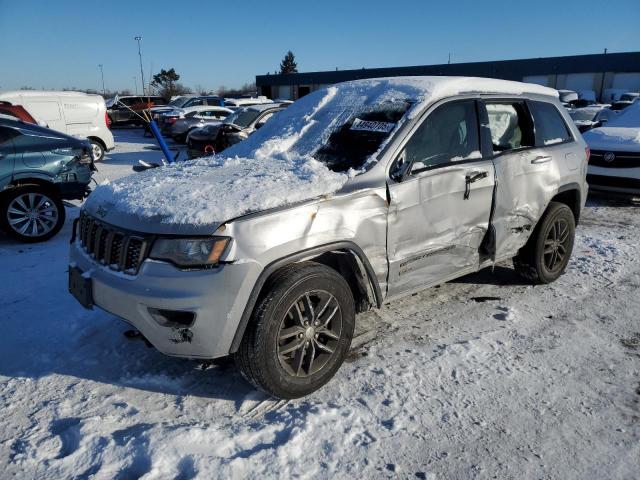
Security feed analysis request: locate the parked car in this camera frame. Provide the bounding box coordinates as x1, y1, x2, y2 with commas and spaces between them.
610, 97, 639, 111
582, 101, 640, 195
106, 95, 167, 126
558, 89, 579, 107
187, 103, 287, 158
0, 91, 115, 162
0, 101, 37, 124
150, 95, 225, 119
69, 77, 587, 399
567, 105, 609, 132
0, 117, 94, 242
169, 107, 233, 143
156, 106, 231, 136
223, 96, 273, 110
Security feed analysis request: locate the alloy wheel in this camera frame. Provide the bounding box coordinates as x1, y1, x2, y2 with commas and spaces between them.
543, 217, 570, 272
7, 192, 59, 238
276, 290, 343, 377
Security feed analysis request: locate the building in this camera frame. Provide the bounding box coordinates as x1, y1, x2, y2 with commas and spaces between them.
256, 51, 640, 103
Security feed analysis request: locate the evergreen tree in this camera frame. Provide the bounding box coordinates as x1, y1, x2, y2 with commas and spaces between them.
279, 51, 298, 75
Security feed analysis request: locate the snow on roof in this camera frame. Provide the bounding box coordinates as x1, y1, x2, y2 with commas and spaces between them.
583, 101, 640, 152
86, 77, 558, 226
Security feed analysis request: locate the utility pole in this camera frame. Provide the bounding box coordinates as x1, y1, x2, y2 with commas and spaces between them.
448, 52, 451, 64
133, 76, 138, 95
98, 64, 106, 95
134, 36, 145, 96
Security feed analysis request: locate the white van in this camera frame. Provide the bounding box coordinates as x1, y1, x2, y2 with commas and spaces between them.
0, 91, 115, 161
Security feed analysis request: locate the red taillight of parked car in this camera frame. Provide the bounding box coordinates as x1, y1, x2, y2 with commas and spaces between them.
585, 146, 590, 162
105, 112, 111, 129
167, 117, 177, 124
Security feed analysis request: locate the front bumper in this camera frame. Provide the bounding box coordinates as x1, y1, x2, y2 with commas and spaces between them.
69, 240, 260, 359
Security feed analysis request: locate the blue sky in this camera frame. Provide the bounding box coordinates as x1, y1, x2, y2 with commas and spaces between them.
1, 0, 638, 92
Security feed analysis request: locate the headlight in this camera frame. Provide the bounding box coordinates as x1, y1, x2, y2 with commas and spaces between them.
149, 237, 230, 267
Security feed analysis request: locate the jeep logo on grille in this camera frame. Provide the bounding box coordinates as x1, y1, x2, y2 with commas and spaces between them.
603, 152, 616, 163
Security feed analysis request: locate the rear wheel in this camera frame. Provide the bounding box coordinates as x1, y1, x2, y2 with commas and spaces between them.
234, 262, 355, 399
513, 202, 575, 284
0, 186, 65, 243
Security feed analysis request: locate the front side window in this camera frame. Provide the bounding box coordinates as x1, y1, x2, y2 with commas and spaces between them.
529, 101, 572, 146
485, 102, 534, 153
403, 100, 481, 173
205, 98, 222, 106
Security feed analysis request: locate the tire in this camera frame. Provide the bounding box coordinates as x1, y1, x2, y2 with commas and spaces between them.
234, 261, 355, 399
513, 202, 575, 284
0, 186, 66, 243
90, 140, 105, 162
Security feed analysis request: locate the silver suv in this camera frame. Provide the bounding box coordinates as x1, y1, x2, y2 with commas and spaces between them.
69, 77, 588, 399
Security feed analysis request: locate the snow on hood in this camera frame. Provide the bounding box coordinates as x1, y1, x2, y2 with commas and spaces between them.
86, 77, 557, 227
583, 102, 640, 152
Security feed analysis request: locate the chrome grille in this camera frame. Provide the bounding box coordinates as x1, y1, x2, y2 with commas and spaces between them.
77, 212, 150, 275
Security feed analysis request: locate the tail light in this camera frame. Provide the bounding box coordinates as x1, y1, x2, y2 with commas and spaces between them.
105, 112, 111, 129
585, 146, 590, 162
168, 117, 177, 124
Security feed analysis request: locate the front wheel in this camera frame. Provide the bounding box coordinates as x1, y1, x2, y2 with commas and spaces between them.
513, 202, 576, 284
234, 262, 355, 399
0, 186, 66, 243
90, 140, 105, 162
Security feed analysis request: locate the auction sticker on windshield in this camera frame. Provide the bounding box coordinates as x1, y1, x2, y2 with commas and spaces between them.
350, 118, 396, 133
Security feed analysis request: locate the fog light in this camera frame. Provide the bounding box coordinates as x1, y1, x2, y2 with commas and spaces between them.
148, 307, 195, 328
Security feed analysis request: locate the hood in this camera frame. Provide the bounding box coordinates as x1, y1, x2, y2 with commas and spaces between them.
84, 154, 348, 233
583, 101, 640, 152
583, 126, 640, 152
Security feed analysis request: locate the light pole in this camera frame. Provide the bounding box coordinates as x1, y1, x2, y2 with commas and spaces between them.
98, 64, 105, 95
134, 36, 145, 96
133, 76, 138, 95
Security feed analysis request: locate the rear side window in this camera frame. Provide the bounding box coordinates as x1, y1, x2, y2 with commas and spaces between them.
405, 100, 481, 173
529, 101, 573, 146
485, 102, 534, 154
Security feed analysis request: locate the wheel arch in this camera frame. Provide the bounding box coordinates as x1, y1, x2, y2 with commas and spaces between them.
550, 183, 582, 224
87, 136, 106, 149
229, 242, 382, 354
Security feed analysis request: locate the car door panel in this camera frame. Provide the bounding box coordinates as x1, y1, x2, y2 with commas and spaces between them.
387, 161, 495, 297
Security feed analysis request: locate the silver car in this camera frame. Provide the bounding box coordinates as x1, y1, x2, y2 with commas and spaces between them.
69, 77, 588, 399
170, 107, 233, 143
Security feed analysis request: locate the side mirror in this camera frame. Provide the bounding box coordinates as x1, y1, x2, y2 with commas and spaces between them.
390, 151, 410, 182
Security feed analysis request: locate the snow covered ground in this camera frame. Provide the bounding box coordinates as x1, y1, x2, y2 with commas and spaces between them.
1, 129, 639, 479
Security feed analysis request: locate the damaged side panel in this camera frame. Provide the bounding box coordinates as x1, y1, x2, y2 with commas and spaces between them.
386, 161, 495, 298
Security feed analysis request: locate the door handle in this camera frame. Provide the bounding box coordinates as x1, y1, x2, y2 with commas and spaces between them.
464, 170, 488, 199
531, 155, 552, 164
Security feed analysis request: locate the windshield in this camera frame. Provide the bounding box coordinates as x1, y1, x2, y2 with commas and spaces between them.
619, 94, 638, 102
222, 80, 422, 173
224, 108, 261, 128
168, 97, 191, 108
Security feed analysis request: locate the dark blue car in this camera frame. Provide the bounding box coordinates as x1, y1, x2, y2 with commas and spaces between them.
0, 117, 94, 242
